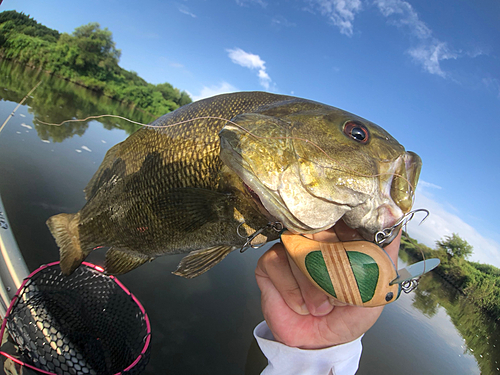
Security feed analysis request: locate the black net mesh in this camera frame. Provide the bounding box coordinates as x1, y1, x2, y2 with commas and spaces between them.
3, 263, 150, 375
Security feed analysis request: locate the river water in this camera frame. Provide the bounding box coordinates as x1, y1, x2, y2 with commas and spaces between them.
0, 59, 498, 374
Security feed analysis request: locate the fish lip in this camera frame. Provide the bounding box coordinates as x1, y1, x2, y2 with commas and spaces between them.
342, 154, 412, 240
387, 153, 420, 215
367, 153, 418, 234
380, 156, 399, 193
378, 203, 404, 230
219, 137, 316, 233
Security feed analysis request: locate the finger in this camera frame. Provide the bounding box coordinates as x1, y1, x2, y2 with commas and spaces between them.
286, 252, 334, 317
255, 262, 297, 326
322, 304, 384, 346
256, 243, 309, 315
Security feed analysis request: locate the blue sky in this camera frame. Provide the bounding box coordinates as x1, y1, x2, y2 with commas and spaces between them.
3, 0, 500, 266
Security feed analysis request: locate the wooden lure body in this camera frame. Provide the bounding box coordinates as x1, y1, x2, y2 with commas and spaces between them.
281, 231, 401, 307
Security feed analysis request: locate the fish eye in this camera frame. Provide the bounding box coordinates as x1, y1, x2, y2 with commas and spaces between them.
344, 121, 369, 144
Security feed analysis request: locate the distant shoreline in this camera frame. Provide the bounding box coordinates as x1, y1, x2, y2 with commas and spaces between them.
0, 55, 156, 119
401, 245, 499, 321
0, 11, 192, 117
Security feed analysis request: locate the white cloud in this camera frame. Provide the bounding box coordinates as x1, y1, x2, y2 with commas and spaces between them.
236, 0, 267, 7
257, 69, 271, 89
418, 180, 442, 190
226, 48, 273, 90
227, 48, 265, 70
178, 5, 197, 18
190, 82, 238, 102
373, 0, 459, 78
482, 77, 500, 99
306, 0, 483, 80
407, 185, 500, 268
408, 42, 457, 78
310, 0, 362, 36
374, 0, 431, 39
271, 15, 296, 29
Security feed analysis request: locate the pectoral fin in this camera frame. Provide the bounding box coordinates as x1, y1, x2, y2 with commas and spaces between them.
173, 246, 234, 279
105, 248, 152, 275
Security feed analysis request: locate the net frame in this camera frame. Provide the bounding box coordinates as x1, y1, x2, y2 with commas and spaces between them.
0, 261, 151, 375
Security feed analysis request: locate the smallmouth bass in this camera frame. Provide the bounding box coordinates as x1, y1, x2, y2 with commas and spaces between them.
46, 92, 421, 278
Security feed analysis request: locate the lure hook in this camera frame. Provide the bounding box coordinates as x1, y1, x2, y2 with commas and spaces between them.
238, 221, 284, 253
401, 279, 419, 294
375, 208, 430, 245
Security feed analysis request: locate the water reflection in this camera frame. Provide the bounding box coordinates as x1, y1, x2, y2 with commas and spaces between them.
0, 59, 155, 142
416, 275, 500, 375
365, 251, 500, 375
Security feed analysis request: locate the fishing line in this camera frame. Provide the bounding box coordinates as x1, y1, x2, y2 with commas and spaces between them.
399, 210, 430, 293
37, 114, 417, 199
0, 80, 42, 136
37, 114, 146, 127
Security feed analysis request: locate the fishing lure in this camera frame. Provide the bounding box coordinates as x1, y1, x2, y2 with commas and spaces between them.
282, 210, 439, 307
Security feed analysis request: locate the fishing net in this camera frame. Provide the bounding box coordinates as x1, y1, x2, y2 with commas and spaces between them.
0, 262, 151, 375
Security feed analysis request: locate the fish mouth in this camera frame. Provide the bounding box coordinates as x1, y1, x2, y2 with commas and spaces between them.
344, 151, 422, 241
387, 151, 421, 215
242, 182, 267, 215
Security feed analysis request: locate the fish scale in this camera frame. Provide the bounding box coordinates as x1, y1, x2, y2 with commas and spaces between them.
46, 92, 421, 278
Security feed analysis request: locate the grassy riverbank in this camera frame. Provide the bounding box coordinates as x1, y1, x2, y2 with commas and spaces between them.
0, 10, 191, 117
401, 233, 500, 320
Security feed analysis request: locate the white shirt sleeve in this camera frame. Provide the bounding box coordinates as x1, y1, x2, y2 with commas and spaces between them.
253, 321, 362, 375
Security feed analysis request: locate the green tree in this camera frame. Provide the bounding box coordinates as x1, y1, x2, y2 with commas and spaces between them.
0, 10, 192, 116
0, 10, 59, 42
178, 90, 192, 106
72, 23, 121, 61
155, 82, 192, 107
436, 233, 473, 259
64, 22, 121, 79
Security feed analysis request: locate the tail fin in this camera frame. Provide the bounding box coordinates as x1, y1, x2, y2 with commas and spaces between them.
46, 212, 84, 275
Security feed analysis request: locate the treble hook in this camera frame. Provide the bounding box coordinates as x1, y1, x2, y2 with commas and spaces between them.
238, 221, 284, 253
375, 209, 430, 245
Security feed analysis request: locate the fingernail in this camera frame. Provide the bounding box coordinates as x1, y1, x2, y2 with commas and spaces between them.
295, 303, 310, 315
313, 299, 334, 316
329, 297, 347, 306
328, 297, 337, 305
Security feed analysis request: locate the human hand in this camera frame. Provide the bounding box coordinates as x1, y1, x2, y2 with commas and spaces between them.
255, 220, 401, 349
